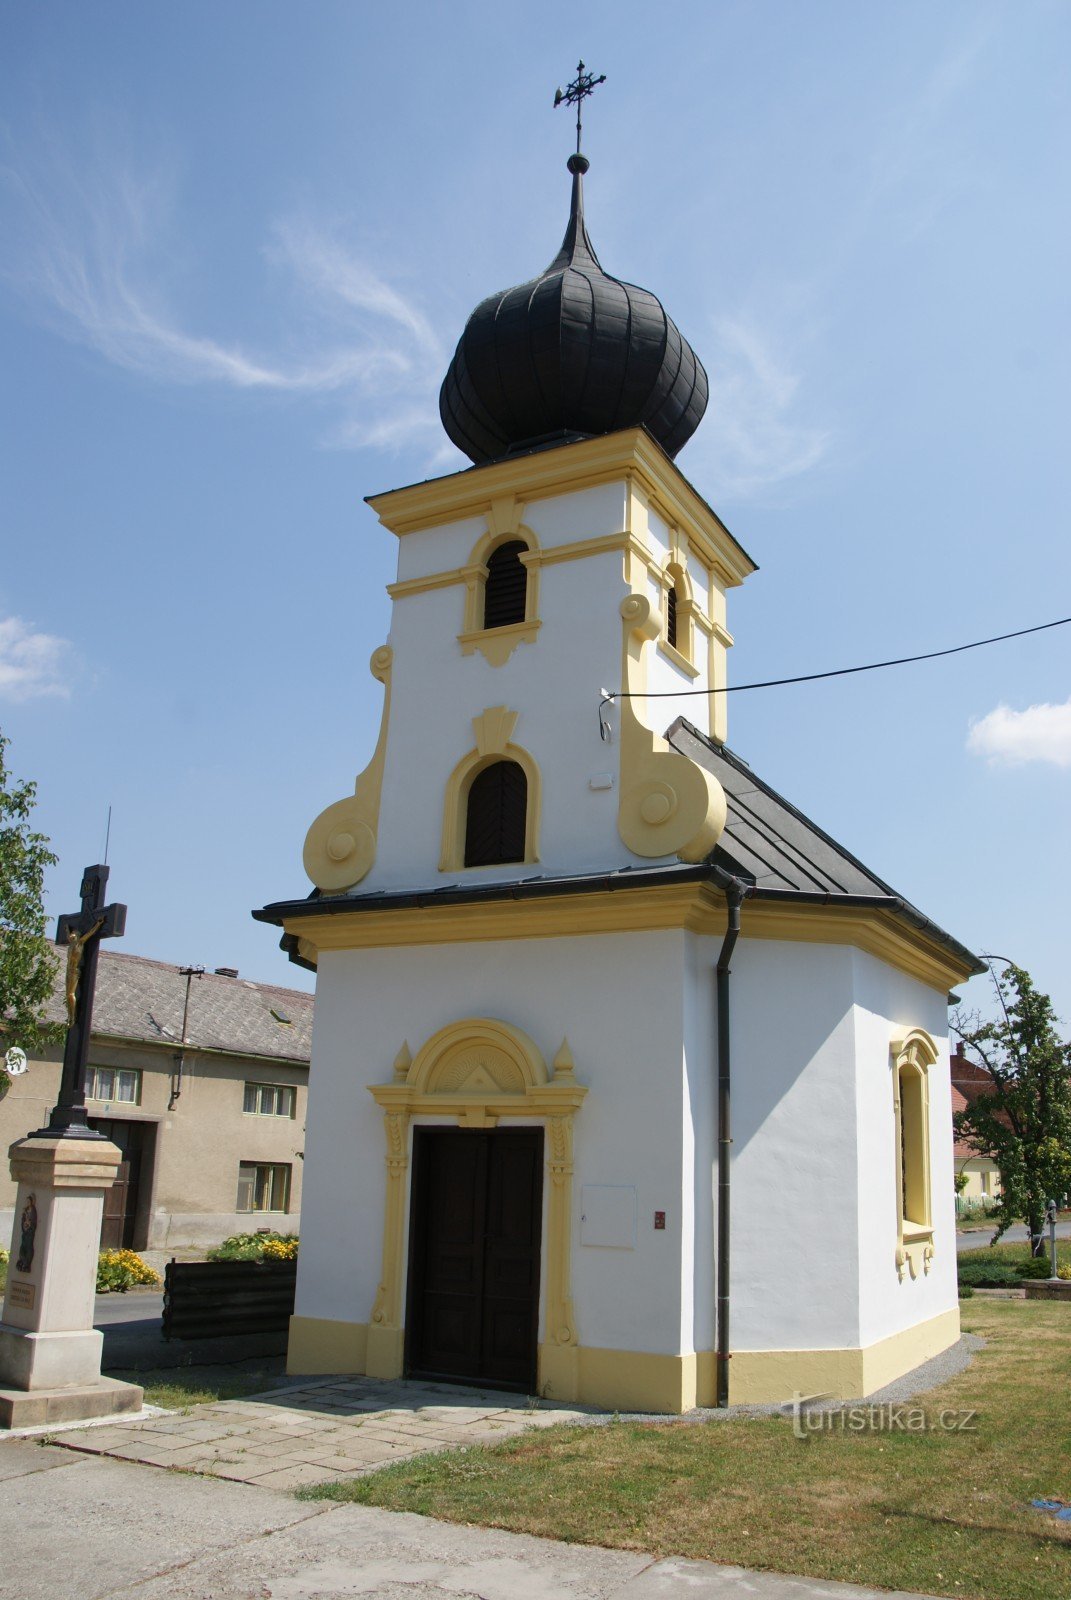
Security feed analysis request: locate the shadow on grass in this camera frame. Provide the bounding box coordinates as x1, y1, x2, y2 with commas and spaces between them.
109, 1356, 288, 1410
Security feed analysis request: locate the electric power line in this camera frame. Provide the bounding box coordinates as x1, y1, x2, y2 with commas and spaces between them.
601, 614, 1071, 706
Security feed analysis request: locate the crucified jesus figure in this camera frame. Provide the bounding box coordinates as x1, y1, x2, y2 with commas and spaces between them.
64, 918, 104, 1026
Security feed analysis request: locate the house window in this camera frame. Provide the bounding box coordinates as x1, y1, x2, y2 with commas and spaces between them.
464, 759, 528, 867
236, 1161, 291, 1214
666, 584, 678, 649
86, 1066, 141, 1105
482, 540, 528, 629
243, 1082, 296, 1117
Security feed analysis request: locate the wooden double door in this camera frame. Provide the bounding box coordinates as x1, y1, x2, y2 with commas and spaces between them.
405, 1128, 543, 1392
89, 1118, 149, 1250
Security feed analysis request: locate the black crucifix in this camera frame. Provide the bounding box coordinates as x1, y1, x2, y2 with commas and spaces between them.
553, 60, 606, 155
32, 864, 127, 1139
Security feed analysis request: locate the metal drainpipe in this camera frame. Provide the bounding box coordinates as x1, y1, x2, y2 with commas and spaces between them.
716, 882, 744, 1409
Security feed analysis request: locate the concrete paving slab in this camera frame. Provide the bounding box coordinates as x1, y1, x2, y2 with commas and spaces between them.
0, 1438, 80, 1479
0, 1449, 323, 1600
129, 1500, 652, 1600
617, 1557, 948, 1600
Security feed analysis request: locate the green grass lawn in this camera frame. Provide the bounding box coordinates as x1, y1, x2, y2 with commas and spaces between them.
301, 1301, 1071, 1600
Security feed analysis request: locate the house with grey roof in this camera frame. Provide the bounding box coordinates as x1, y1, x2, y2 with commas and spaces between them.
0, 952, 313, 1251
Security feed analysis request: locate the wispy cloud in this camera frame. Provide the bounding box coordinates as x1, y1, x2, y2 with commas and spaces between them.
967, 700, 1071, 769
692, 313, 831, 500
0, 617, 73, 702
0, 137, 456, 460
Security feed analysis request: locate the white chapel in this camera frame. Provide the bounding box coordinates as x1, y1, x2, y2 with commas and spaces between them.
256, 138, 982, 1411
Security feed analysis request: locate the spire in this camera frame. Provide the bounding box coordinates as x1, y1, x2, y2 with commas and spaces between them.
547, 152, 601, 273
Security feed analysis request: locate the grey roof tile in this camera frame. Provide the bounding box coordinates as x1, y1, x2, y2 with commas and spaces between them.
45, 951, 313, 1064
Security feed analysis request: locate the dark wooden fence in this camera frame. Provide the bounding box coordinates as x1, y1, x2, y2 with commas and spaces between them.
162, 1259, 297, 1340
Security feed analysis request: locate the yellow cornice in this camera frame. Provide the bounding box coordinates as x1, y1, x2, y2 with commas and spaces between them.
282, 883, 974, 991
365, 430, 756, 588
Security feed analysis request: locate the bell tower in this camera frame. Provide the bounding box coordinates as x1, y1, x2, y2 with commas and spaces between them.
301, 104, 755, 899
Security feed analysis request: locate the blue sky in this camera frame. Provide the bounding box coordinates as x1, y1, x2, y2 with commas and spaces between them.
1, 2, 1068, 1023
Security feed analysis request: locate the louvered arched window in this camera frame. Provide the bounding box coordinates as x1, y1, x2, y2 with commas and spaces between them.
483, 541, 528, 630
464, 760, 528, 867
666, 585, 679, 649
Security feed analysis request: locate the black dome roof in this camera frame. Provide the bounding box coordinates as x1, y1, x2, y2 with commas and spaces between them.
439, 155, 709, 465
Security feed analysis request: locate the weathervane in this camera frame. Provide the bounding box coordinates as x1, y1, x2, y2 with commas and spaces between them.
553, 60, 606, 155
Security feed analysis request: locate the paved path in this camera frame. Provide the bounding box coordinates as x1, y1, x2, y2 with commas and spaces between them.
956, 1218, 1071, 1252
0, 1433, 950, 1600
53, 1373, 597, 1490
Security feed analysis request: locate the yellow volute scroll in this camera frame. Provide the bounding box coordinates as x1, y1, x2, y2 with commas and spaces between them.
616, 594, 727, 862
303, 645, 393, 893
366, 1017, 587, 1384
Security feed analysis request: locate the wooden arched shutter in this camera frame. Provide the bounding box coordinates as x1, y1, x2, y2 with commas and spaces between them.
464, 760, 527, 867
666, 585, 678, 649
483, 541, 528, 630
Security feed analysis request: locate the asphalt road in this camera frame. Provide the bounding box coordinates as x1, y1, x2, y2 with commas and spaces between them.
956, 1218, 1071, 1252
93, 1286, 288, 1370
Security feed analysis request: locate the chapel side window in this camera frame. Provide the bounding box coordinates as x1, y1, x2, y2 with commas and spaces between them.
898, 1063, 928, 1228
482, 541, 528, 630
464, 759, 528, 867
236, 1161, 292, 1214
666, 584, 679, 649
891, 1030, 937, 1258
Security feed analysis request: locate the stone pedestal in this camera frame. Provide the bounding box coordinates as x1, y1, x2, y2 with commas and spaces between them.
0, 1136, 144, 1428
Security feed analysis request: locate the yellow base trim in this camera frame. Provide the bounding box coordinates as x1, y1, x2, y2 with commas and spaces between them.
365, 1324, 405, 1380
287, 1307, 960, 1412
728, 1307, 961, 1405
287, 1315, 369, 1376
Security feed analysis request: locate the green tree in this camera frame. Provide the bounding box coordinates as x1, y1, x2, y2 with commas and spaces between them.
0, 733, 60, 1072
954, 964, 1071, 1252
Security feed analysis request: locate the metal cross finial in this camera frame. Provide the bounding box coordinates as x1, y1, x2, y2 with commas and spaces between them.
553, 60, 607, 155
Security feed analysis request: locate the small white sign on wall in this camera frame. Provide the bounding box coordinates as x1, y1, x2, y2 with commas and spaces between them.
580, 1185, 637, 1249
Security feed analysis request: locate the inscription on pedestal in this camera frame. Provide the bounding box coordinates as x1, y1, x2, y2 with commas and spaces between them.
7, 1282, 35, 1311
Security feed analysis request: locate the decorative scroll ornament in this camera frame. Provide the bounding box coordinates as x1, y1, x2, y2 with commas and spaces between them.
616, 595, 726, 861
303, 646, 393, 893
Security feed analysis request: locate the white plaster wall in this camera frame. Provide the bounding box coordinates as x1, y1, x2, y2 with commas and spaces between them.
850, 949, 959, 1347
294, 931, 696, 1357
722, 938, 864, 1352
684, 931, 716, 1353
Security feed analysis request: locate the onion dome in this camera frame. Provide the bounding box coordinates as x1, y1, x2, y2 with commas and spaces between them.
439, 154, 709, 464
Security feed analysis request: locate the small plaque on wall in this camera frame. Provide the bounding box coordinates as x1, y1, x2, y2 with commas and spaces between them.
8, 1281, 35, 1311
580, 1185, 637, 1249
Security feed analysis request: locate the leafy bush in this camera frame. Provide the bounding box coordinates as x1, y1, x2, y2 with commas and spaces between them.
1058, 1265, 1071, 1281
1014, 1257, 1053, 1279
207, 1231, 298, 1263
96, 1249, 161, 1294
958, 1285, 975, 1299
957, 1261, 1022, 1289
